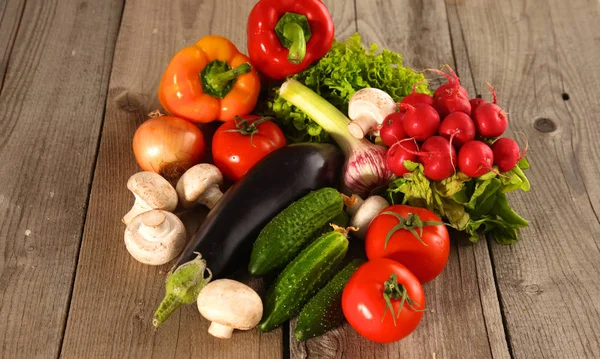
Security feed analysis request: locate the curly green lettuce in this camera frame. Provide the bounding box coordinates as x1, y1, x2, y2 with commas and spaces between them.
386, 159, 531, 244
263, 33, 430, 143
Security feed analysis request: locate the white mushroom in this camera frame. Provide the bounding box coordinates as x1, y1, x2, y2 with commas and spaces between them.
176, 164, 224, 209
197, 279, 263, 339
124, 209, 186, 265
122, 172, 178, 225
343, 194, 390, 239
347, 88, 397, 139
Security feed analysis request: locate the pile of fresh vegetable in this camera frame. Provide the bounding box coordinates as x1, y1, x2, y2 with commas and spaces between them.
118, 0, 531, 345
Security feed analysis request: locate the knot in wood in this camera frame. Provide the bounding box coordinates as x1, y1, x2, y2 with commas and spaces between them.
534, 118, 557, 133
114, 89, 145, 113
524, 284, 541, 295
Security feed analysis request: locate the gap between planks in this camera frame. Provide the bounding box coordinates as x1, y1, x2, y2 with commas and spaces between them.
55, 1, 129, 357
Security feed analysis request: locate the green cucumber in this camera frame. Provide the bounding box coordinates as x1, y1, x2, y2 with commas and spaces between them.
294, 259, 365, 341
258, 229, 349, 332
249, 187, 343, 276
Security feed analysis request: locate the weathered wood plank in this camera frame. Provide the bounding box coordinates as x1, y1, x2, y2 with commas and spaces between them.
291, 1, 511, 358
0, 0, 123, 357
446, 0, 600, 357
0, 0, 26, 89
60, 0, 281, 358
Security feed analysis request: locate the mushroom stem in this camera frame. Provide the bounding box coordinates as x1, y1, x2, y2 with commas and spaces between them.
138, 211, 170, 240
208, 322, 235, 339
348, 114, 377, 139
153, 254, 212, 327
122, 196, 151, 224
124, 210, 187, 265
198, 185, 224, 209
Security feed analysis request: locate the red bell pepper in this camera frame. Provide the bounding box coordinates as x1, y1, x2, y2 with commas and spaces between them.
247, 0, 334, 80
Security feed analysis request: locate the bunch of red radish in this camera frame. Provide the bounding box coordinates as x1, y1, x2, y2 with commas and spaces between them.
381, 66, 526, 181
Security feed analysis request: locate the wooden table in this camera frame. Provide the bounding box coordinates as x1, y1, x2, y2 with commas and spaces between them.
1, 0, 599, 357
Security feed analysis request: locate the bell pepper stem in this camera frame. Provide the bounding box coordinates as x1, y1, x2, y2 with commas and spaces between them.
283, 22, 307, 64
201, 61, 252, 99
208, 63, 251, 86
275, 12, 312, 65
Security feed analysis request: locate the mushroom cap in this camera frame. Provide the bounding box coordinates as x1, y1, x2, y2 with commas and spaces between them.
351, 195, 390, 239
124, 210, 186, 265
197, 279, 263, 330
127, 172, 178, 211
348, 88, 397, 124
176, 164, 223, 208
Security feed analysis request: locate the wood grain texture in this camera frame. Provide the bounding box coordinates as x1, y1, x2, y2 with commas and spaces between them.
60, 0, 281, 358
0, 0, 26, 89
0, 0, 123, 357
446, 0, 600, 357
290, 1, 510, 358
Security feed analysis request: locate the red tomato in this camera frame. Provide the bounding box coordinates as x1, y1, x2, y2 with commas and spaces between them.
212, 116, 286, 181
342, 258, 425, 343
365, 205, 450, 284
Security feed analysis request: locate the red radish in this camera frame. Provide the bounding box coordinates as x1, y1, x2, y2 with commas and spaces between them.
438, 112, 476, 148
386, 139, 419, 176
380, 112, 407, 147
428, 66, 471, 118
419, 136, 457, 181
400, 81, 434, 106
473, 83, 508, 138
458, 140, 496, 177
400, 103, 440, 141
470, 98, 486, 113
491, 137, 527, 172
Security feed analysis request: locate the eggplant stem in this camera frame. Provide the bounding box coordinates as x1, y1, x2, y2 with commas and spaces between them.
152, 254, 212, 328
152, 294, 182, 328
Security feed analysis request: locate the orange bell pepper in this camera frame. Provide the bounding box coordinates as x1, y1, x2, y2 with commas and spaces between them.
158, 35, 260, 123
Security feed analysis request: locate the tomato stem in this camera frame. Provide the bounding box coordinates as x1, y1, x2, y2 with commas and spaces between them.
381, 273, 424, 326
223, 116, 273, 147
381, 211, 444, 248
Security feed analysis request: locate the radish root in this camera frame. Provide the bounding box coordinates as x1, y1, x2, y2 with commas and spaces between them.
393, 138, 426, 157
515, 131, 529, 161
424, 67, 453, 84
448, 130, 459, 174
485, 82, 498, 105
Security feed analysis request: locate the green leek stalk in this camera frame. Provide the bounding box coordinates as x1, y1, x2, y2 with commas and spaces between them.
279, 79, 393, 196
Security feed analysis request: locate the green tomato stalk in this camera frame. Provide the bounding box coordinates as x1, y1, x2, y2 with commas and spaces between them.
279, 79, 393, 196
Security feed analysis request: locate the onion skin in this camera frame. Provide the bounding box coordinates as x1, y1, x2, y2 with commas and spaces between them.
133, 116, 206, 182
343, 143, 394, 197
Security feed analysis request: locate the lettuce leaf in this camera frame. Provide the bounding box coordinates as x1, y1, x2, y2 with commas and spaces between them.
386, 161, 531, 244
264, 33, 430, 143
